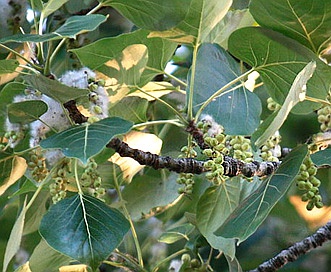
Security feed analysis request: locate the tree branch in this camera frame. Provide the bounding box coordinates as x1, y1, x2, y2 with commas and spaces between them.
248, 220, 331, 272
106, 137, 280, 177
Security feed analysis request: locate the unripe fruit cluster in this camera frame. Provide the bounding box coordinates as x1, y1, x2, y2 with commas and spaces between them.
27, 149, 49, 182
180, 253, 207, 271
295, 156, 323, 210
49, 158, 71, 204
317, 103, 331, 132
81, 159, 105, 198
177, 173, 194, 195
260, 133, 281, 162
227, 135, 253, 162
267, 97, 281, 112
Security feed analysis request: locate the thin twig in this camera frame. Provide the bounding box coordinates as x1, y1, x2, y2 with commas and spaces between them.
248, 220, 331, 272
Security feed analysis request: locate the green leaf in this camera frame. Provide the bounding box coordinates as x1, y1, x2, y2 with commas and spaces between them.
0, 59, 19, 74
42, 0, 70, 18
122, 171, 180, 220
102, 0, 191, 31
250, 0, 331, 54
203, 9, 255, 49
3, 198, 27, 272
54, 15, 107, 38
0, 15, 107, 43
254, 61, 316, 147
40, 117, 133, 164
29, 239, 72, 272
148, 0, 232, 44
109, 96, 148, 124
23, 191, 48, 235
97, 43, 148, 88
228, 27, 331, 114
214, 145, 308, 243
7, 100, 48, 124
158, 223, 194, 244
23, 74, 90, 103
311, 148, 331, 167
191, 43, 261, 135
39, 194, 130, 269
0, 82, 26, 132
71, 29, 178, 85
196, 182, 241, 259
225, 255, 243, 272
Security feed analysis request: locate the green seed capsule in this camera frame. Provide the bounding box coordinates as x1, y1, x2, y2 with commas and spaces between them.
300, 171, 309, 180
297, 181, 306, 190
181, 254, 191, 263
307, 167, 317, 176
305, 181, 313, 190
93, 105, 103, 114
301, 194, 309, 202
306, 191, 315, 199
310, 176, 321, 187
306, 201, 315, 211
315, 201, 323, 208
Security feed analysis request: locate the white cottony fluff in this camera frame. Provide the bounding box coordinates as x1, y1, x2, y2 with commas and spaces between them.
60, 67, 95, 89
200, 114, 223, 136
5, 67, 109, 155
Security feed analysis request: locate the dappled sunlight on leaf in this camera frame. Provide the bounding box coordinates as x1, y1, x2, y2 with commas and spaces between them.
290, 195, 331, 229
109, 131, 162, 182
128, 81, 174, 101
0, 156, 27, 196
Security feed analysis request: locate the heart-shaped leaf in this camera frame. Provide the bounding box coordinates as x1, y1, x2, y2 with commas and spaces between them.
23, 74, 90, 104
39, 194, 130, 269
191, 43, 261, 135
148, 0, 232, 44
214, 145, 308, 243
0, 82, 27, 132
196, 182, 240, 259
0, 59, 19, 74
102, 0, 191, 31
250, 0, 331, 54
40, 117, 133, 164
71, 29, 177, 86
228, 27, 331, 114
7, 100, 48, 124
0, 15, 107, 43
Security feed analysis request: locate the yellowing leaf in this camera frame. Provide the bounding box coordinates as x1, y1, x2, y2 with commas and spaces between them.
109, 131, 163, 182
0, 156, 27, 196
255, 61, 316, 147
0, 43, 31, 85
3, 198, 28, 272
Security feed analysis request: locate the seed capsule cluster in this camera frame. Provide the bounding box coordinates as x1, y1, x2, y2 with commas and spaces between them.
295, 155, 323, 210
180, 254, 207, 271
49, 158, 71, 203
80, 159, 105, 198
267, 97, 281, 111
260, 132, 282, 162
176, 144, 197, 195
317, 101, 331, 132
27, 149, 49, 182
227, 135, 253, 162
